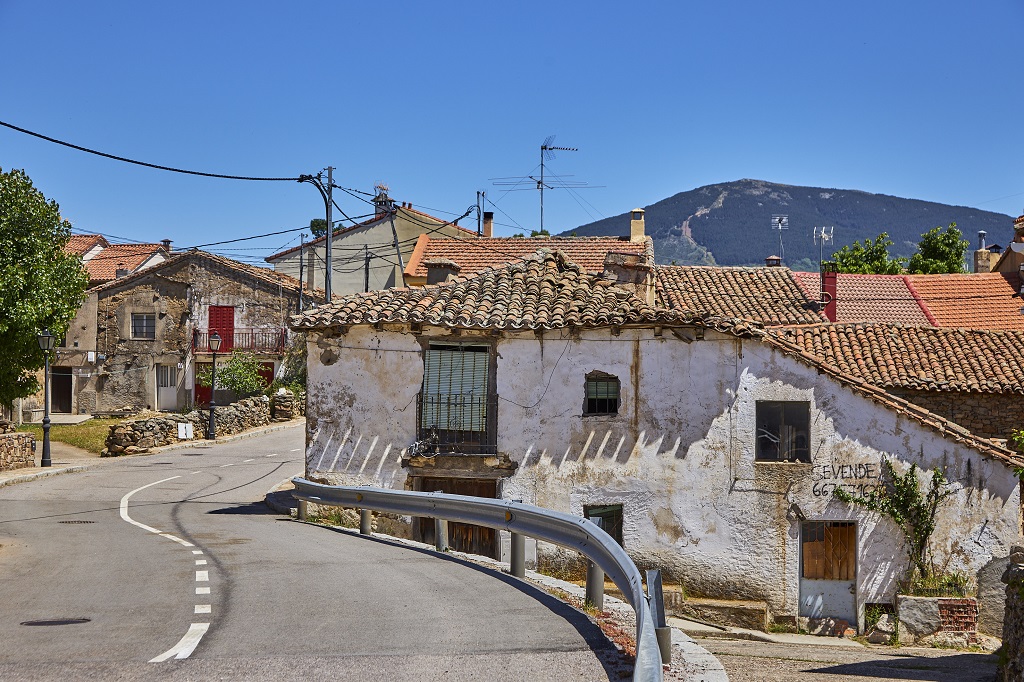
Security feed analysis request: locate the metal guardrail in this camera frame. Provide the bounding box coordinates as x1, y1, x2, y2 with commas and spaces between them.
291, 478, 663, 682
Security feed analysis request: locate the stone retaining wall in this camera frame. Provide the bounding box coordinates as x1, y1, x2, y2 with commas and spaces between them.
998, 546, 1024, 681
270, 389, 305, 422
104, 395, 272, 455
0, 432, 35, 471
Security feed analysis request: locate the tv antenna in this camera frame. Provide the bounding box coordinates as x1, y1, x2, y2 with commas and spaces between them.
771, 214, 789, 262
814, 226, 834, 269
491, 136, 599, 233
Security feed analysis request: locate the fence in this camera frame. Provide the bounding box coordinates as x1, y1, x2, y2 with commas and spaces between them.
290, 478, 664, 681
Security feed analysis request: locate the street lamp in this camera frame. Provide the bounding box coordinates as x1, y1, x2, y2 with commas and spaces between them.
207, 331, 222, 441
36, 328, 56, 468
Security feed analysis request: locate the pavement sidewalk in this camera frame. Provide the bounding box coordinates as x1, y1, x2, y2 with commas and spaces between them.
666, 615, 865, 648
0, 419, 305, 488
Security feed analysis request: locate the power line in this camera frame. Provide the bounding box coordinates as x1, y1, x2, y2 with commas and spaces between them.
0, 119, 300, 181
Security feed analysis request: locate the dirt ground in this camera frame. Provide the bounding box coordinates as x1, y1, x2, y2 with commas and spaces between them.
695, 636, 998, 682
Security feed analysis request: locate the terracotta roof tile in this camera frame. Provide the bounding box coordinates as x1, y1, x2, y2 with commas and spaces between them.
770, 323, 1024, 394
655, 266, 822, 325
293, 249, 760, 334
82, 243, 165, 283
904, 272, 1024, 330
404, 235, 650, 279
792, 272, 933, 325
65, 234, 109, 257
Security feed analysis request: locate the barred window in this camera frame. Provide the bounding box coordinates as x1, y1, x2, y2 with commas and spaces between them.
585, 504, 624, 546
131, 313, 156, 339
585, 372, 620, 415
756, 400, 810, 462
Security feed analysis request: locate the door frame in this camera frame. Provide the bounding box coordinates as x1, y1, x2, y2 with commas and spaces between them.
798, 519, 859, 631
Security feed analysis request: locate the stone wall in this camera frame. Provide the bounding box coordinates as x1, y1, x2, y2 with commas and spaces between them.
104, 395, 271, 455
897, 595, 979, 647
998, 546, 1024, 681
270, 389, 305, 421
0, 432, 35, 471
887, 389, 1024, 442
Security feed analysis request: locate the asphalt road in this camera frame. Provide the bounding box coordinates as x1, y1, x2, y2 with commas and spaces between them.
697, 636, 998, 682
0, 426, 618, 681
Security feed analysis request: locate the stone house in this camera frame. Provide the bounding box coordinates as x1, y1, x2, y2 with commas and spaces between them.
265, 187, 477, 295
292, 249, 1024, 634
56, 250, 305, 415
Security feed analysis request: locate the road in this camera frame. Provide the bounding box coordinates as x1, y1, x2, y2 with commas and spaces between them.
0, 425, 619, 681
697, 636, 998, 682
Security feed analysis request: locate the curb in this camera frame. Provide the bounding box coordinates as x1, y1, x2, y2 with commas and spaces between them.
0, 465, 91, 488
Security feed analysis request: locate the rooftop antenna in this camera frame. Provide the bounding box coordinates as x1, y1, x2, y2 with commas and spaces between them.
771, 214, 789, 262
539, 136, 576, 233
814, 226, 834, 270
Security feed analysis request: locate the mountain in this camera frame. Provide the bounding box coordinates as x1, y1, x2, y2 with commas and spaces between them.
564, 179, 1014, 269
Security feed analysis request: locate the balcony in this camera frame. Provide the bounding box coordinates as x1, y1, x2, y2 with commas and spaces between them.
192, 328, 288, 355
414, 393, 497, 455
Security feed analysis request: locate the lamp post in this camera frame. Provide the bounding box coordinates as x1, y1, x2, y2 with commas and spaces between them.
36, 328, 55, 467
207, 331, 222, 441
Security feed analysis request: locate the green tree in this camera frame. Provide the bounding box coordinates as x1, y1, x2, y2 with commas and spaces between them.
309, 218, 328, 238
906, 222, 968, 274
196, 350, 268, 398
0, 168, 89, 406
831, 232, 907, 274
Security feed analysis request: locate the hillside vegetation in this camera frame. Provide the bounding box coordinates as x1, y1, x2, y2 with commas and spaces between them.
567, 179, 1012, 268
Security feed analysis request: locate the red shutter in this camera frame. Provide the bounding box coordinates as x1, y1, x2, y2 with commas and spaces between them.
208, 306, 235, 352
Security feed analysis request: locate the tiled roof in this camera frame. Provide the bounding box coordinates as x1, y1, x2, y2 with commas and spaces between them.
769, 323, 1024, 394
655, 266, 822, 325
92, 250, 313, 296
404, 234, 651, 279
266, 206, 477, 261
83, 243, 165, 283
65, 234, 109, 257
293, 249, 760, 334
792, 272, 932, 325
904, 272, 1024, 330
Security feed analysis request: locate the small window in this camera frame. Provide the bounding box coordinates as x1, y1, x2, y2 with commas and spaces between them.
585, 504, 624, 546
131, 313, 156, 339
756, 400, 810, 462
802, 521, 856, 580
585, 372, 620, 415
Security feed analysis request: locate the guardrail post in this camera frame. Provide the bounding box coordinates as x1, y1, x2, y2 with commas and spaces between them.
434, 518, 449, 552
647, 569, 671, 665
510, 532, 525, 577
297, 499, 308, 521
359, 508, 371, 535
585, 560, 604, 611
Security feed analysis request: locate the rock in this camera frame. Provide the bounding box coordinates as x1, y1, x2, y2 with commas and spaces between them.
898, 596, 941, 643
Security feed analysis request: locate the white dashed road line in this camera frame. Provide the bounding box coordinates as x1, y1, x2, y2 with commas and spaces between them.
195, 605, 212, 614
196, 587, 210, 595
196, 570, 209, 582
243, 459, 254, 463
196, 559, 207, 565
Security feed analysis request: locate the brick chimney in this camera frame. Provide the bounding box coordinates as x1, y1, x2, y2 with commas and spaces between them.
821, 262, 838, 322
765, 255, 782, 267
974, 231, 992, 273
160, 238, 172, 252
483, 212, 494, 238
630, 208, 645, 243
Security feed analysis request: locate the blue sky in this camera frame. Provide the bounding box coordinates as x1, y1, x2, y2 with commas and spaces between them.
2, 1, 1022, 264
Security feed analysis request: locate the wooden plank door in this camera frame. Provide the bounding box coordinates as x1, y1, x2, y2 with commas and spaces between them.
416, 477, 498, 558
208, 305, 235, 352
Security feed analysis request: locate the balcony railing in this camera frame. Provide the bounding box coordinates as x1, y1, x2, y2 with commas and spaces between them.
192, 328, 288, 354
415, 393, 497, 455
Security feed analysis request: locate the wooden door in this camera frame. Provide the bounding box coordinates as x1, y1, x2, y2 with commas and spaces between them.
416, 477, 498, 558
208, 305, 235, 352
258, 362, 276, 389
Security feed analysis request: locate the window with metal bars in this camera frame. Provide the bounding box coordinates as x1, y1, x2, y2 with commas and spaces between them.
419, 344, 494, 453
584, 504, 624, 546
585, 372, 620, 415
756, 401, 810, 462
801, 521, 856, 581
131, 313, 156, 339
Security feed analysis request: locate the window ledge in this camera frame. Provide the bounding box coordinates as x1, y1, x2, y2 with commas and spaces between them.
754, 460, 812, 467
582, 413, 620, 419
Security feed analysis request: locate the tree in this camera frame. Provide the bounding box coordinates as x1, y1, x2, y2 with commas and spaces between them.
308, 218, 328, 238
0, 168, 89, 406
906, 222, 968, 274
831, 232, 906, 274
195, 350, 268, 398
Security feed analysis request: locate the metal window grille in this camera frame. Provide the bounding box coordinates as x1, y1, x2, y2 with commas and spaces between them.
584, 504, 625, 546
131, 313, 156, 339
585, 377, 620, 415
801, 521, 856, 581
418, 345, 495, 454
756, 401, 810, 462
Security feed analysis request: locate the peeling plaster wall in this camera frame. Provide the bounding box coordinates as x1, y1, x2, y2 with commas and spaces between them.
304, 325, 1022, 625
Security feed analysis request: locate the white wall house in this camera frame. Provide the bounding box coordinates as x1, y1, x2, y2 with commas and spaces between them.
294, 251, 1024, 633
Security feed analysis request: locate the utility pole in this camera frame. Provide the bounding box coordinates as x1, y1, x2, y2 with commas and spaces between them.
298, 233, 305, 314
298, 167, 335, 302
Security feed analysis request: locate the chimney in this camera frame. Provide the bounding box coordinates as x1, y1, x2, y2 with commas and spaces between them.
424, 259, 461, 285
821, 262, 838, 322
765, 255, 782, 267
160, 238, 172, 252
373, 183, 394, 219
115, 262, 129, 279
974, 230, 992, 273
483, 211, 494, 238
630, 208, 645, 243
